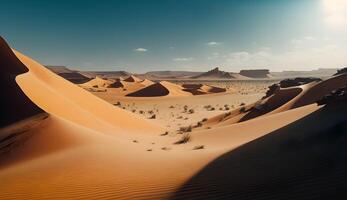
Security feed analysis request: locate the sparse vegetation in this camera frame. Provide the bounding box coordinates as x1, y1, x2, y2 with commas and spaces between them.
183, 105, 188, 112
193, 145, 205, 150
179, 125, 192, 133
160, 131, 169, 136
240, 106, 246, 113
149, 114, 156, 119
174, 134, 191, 144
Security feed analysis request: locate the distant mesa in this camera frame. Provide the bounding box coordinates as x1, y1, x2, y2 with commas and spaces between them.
239, 69, 271, 78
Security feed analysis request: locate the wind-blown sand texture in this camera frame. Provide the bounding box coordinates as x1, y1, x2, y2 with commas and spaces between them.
1, 36, 347, 200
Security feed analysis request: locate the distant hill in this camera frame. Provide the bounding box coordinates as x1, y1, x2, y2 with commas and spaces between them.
192, 67, 249, 80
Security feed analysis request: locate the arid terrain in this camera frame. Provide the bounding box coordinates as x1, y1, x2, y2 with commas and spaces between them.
1, 35, 347, 200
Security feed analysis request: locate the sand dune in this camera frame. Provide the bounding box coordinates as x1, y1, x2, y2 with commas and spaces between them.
11, 47, 160, 134
124, 75, 142, 82
127, 81, 192, 97
1, 36, 346, 200
79, 76, 114, 88
202, 73, 346, 128
0, 37, 43, 127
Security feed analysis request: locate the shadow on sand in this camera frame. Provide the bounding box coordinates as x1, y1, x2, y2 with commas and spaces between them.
170, 103, 347, 200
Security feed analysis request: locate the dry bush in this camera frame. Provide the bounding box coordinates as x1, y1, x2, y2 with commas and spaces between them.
149, 114, 156, 119
179, 125, 192, 133
240, 106, 246, 113
160, 131, 169, 136
174, 134, 191, 144
193, 145, 205, 150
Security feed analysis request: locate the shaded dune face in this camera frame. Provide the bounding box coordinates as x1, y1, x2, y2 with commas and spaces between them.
293, 74, 347, 108
239, 87, 302, 122
182, 84, 226, 95
170, 103, 347, 200
107, 80, 124, 88
0, 37, 43, 127
127, 83, 169, 97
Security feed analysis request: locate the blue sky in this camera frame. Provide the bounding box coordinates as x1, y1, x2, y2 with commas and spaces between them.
0, 0, 346, 72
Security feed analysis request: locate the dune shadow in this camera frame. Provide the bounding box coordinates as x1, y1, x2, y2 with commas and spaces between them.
170, 103, 347, 200
0, 37, 44, 128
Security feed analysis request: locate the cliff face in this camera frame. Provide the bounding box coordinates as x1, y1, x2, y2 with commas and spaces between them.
239, 69, 271, 78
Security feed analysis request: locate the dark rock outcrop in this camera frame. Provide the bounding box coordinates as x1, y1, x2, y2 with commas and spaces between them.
317, 87, 347, 105
334, 67, 347, 76
279, 77, 321, 88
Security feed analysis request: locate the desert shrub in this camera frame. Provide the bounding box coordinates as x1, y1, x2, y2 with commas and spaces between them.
174, 134, 191, 144
160, 131, 169, 136
179, 125, 192, 133
193, 145, 204, 150
240, 106, 246, 113
188, 109, 194, 114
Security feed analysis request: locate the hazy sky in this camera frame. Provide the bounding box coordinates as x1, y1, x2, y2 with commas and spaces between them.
1, 0, 346, 72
